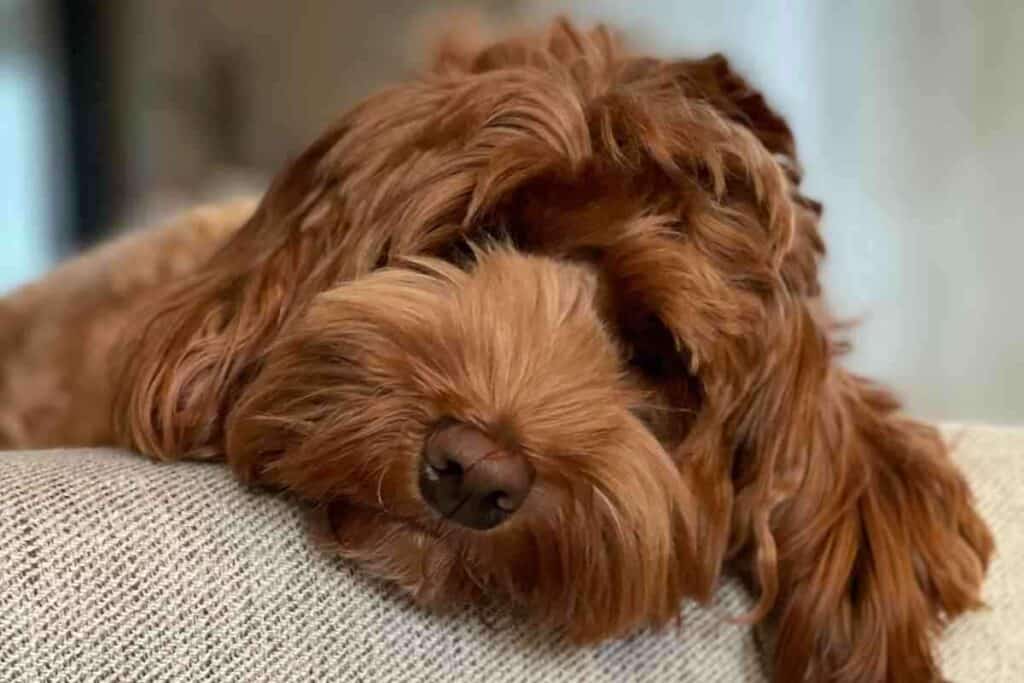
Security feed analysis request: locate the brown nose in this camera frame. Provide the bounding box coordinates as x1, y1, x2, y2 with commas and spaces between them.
418, 422, 533, 530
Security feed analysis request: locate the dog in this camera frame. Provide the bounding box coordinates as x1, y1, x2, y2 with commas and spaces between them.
0, 19, 992, 682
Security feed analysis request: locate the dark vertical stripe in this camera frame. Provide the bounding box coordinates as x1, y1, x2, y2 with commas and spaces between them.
51, 0, 116, 252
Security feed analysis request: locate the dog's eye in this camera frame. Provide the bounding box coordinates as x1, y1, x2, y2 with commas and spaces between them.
622, 313, 682, 381
629, 346, 672, 379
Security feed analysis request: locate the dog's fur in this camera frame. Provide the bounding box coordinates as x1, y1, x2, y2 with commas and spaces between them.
0, 19, 992, 682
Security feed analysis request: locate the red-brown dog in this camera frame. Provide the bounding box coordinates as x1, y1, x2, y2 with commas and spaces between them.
0, 19, 992, 682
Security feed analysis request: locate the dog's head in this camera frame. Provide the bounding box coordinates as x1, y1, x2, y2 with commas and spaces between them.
208, 18, 823, 639
126, 18, 818, 638
119, 18, 990, 679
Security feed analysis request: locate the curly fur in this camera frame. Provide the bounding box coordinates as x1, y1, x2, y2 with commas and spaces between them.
0, 19, 992, 682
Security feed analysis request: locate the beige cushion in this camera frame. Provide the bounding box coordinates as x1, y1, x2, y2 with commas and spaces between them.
0, 424, 1020, 681
937, 425, 1024, 682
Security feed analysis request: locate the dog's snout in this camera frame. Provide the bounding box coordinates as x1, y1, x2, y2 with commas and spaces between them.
419, 422, 533, 530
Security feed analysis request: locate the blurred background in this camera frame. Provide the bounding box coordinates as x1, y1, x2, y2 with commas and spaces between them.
1, 0, 1021, 424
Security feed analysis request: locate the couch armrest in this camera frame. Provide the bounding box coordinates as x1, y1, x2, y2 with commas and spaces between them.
0, 448, 765, 681
1, 424, 1020, 681
936, 425, 1024, 682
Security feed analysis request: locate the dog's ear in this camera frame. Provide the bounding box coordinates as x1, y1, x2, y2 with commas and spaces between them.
670, 53, 826, 296
648, 56, 993, 676
113, 124, 363, 458
719, 304, 994, 681
671, 54, 798, 178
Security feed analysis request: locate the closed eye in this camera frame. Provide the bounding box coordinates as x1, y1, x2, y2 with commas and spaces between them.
621, 312, 682, 382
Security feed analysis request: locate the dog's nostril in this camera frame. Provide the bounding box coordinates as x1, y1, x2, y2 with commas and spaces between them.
426, 454, 463, 480
437, 457, 463, 478
419, 422, 534, 530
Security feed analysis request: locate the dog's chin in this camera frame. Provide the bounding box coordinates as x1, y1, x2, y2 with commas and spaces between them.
320, 500, 487, 608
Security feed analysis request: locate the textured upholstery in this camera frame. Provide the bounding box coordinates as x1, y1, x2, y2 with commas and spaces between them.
1, 424, 1020, 681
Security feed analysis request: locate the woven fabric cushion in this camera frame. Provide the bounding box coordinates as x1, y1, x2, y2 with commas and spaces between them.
1, 424, 1020, 681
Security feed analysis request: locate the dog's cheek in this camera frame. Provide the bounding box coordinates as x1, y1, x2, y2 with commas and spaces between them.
224, 332, 430, 499
317, 503, 483, 607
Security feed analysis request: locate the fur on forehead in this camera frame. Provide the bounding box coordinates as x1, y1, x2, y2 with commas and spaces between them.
271, 19, 825, 385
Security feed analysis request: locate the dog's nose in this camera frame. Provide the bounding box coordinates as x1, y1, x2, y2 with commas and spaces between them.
419, 422, 533, 530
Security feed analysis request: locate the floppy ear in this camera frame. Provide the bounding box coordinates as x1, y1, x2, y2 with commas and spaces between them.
727, 303, 993, 681
675, 53, 826, 294
672, 54, 797, 173
114, 125, 363, 458
661, 53, 993, 681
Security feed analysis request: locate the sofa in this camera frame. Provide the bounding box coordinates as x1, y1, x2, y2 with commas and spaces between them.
1, 424, 1020, 681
